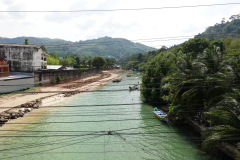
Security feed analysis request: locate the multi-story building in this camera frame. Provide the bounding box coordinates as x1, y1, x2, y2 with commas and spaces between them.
0, 58, 9, 77
0, 44, 48, 72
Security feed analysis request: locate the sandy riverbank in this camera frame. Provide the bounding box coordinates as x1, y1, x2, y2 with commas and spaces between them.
0, 70, 121, 114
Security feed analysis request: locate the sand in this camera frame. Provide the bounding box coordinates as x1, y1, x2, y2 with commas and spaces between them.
0, 70, 121, 113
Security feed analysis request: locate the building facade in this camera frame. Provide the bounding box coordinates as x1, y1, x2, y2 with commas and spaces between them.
0, 58, 9, 77
0, 44, 48, 72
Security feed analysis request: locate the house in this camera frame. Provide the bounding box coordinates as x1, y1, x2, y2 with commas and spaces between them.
0, 43, 48, 72
0, 44, 47, 93
0, 57, 9, 77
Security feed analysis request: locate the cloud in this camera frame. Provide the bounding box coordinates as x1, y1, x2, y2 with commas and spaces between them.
2, 1, 26, 19
0, 0, 240, 48
45, 12, 72, 23
2, 0, 14, 5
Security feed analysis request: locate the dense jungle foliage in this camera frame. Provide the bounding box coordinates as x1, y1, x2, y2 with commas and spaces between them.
141, 36, 240, 156
119, 47, 167, 70
47, 53, 116, 69
196, 14, 240, 39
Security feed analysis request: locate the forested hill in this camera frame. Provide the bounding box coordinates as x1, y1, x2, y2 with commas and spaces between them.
195, 14, 240, 39
0, 36, 155, 59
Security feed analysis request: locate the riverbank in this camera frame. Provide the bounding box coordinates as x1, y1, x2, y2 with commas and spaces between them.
0, 70, 121, 125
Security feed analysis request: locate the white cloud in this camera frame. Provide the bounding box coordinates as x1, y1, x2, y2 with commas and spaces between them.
0, 0, 239, 48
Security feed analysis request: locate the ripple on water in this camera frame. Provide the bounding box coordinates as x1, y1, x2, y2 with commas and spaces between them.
0, 72, 217, 160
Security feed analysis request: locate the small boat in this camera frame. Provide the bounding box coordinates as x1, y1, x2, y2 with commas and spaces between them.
129, 84, 139, 90
113, 78, 122, 83
153, 110, 169, 121
127, 74, 132, 77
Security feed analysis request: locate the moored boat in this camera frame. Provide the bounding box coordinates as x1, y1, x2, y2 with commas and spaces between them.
112, 78, 122, 83
129, 84, 139, 90
153, 110, 169, 121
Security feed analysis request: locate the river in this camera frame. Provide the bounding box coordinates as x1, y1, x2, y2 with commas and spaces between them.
0, 72, 217, 160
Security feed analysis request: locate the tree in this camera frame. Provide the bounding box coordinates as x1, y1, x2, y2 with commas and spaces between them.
73, 56, 81, 68
105, 58, 116, 69
91, 56, 106, 68
180, 38, 210, 58
24, 39, 29, 45
47, 53, 60, 65
61, 59, 69, 68
141, 51, 176, 103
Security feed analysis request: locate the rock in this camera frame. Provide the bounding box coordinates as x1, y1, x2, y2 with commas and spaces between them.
9, 112, 18, 119
25, 108, 32, 112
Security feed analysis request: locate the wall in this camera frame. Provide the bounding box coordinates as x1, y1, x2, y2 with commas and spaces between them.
0, 61, 9, 77
0, 77, 34, 93
33, 48, 46, 70
0, 44, 46, 72
34, 69, 102, 85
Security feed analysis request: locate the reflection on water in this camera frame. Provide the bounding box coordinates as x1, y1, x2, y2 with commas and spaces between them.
0, 72, 216, 160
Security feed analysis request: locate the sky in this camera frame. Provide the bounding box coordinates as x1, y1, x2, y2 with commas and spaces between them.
0, 0, 240, 48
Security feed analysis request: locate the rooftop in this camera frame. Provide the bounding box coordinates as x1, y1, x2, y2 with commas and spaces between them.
0, 43, 43, 49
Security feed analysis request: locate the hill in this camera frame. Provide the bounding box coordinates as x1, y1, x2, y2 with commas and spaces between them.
195, 14, 240, 39
0, 36, 155, 59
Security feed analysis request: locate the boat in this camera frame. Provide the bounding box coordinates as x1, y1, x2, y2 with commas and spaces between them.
129, 84, 139, 90
112, 78, 122, 83
153, 110, 169, 121
127, 74, 132, 77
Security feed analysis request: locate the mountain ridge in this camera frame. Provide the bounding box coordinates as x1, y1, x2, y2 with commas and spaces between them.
0, 36, 155, 59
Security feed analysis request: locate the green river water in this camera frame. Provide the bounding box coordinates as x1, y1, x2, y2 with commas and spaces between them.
0, 72, 218, 160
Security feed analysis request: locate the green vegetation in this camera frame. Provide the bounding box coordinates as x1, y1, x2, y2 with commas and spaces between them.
24, 39, 29, 45
141, 36, 240, 156
47, 53, 116, 70
105, 58, 117, 69
47, 53, 61, 65
0, 36, 155, 59
56, 76, 61, 83
119, 46, 167, 70
91, 56, 106, 68
196, 14, 240, 39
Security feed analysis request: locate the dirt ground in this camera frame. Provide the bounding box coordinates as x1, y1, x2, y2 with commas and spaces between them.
0, 70, 121, 113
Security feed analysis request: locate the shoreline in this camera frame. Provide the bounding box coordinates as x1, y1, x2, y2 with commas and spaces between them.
0, 70, 121, 125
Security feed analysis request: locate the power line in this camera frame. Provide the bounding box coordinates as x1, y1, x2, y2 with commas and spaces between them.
3, 117, 159, 125
0, 3, 239, 12
0, 124, 165, 133
1, 73, 240, 87
0, 85, 239, 94
40, 32, 239, 48
44, 37, 193, 48
2, 135, 103, 160
0, 132, 238, 140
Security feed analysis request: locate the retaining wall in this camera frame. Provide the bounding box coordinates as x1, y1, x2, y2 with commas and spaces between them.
34, 69, 102, 85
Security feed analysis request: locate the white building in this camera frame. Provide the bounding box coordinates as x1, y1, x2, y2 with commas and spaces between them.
0, 43, 48, 72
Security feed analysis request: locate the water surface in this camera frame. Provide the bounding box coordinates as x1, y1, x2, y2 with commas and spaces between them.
0, 72, 215, 160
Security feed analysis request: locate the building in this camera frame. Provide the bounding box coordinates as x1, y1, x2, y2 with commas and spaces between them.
0, 57, 9, 77
0, 43, 48, 72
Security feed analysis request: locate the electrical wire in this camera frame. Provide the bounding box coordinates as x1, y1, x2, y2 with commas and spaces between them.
2, 117, 159, 125
1, 3, 239, 12
2, 134, 103, 160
